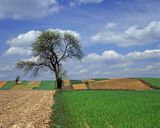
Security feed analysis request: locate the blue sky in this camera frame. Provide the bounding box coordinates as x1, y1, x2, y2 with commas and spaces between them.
0, 0, 160, 80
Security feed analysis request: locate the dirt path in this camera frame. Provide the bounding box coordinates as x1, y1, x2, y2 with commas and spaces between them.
0, 91, 55, 128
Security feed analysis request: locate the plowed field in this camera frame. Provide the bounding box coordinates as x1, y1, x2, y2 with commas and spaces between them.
89, 78, 151, 90
0, 91, 54, 128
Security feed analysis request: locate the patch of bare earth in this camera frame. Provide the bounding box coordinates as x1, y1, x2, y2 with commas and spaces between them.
88, 78, 151, 90
0, 91, 55, 128
72, 84, 88, 90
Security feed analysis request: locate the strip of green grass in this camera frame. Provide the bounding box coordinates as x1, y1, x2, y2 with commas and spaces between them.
37, 80, 56, 90
52, 90, 160, 128
140, 78, 160, 88
93, 78, 109, 81
20, 80, 29, 85
70, 80, 82, 85
0, 81, 15, 90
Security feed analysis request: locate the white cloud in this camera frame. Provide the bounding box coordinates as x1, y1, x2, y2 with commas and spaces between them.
84, 50, 123, 62
92, 21, 160, 47
6, 30, 41, 46
126, 49, 160, 60
66, 49, 160, 79
23, 56, 40, 63
5, 47, 32, 56
47, 28, 80, 39
0, 64, 15, 71
105, 23, 117, 29
84, 49, 160, 63
0, 0, 60, 20
4, 28, 80, 56
4, 30, 41, 56
78, 69, 89, 74
69, 0, 103, 6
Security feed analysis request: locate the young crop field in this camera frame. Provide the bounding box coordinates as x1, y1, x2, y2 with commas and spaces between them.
70, 80, 82, 85
0, 81, 15, 90
52, 90, 160, 128
140, 78, 160, 89
93, 78, 109, 81
20, 80, 29, 85
11, 81, 40, 90
37, 80, 56, 90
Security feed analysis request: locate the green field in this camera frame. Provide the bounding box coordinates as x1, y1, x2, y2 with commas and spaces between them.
52, 90, 160, 128
20, 80, 29, 85
37, 80, 56, 90
93, 78, 109, 81
140, 78, 160, 89
70, 80, 82, 85
0, 81, 15, 90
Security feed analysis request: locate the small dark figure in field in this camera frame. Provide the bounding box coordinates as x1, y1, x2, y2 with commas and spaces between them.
15, 75, 20, 84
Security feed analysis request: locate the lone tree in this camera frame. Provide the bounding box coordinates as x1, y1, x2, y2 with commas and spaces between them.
16, 30, 83, 89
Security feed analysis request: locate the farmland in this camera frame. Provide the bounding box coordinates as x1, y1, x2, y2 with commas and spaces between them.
0, 78, 155, 91
0, 80, 56, 90
38, 80, 57, 90
88, 78, 150, 90
140, 78, 160, 89
0, 81, 15, 90
0, 91, 54, 128
52, 90, 160, 128
0, 78, 160, 128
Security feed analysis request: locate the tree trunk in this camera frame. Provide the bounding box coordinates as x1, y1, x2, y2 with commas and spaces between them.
55, 70, 62, 89
56, 77, 62, 89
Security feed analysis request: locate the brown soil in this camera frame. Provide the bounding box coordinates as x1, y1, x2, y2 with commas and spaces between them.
72, 84, 88, 90
0, 91, 54, 128
62, 80, 70, 86
81, 80, 95, 83
62, 85, 73, 90
88, 78, 151, 90
0, 82, 7, 88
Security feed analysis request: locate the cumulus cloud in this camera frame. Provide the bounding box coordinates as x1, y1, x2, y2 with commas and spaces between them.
4, 30, 41, 56
0, 0, 60, 20
92, 21, 160, 47
126, 49, 160, 60
84, 50, 123, 62
48, 28, 80, 39
84, 49, 160, 63
3, 28, 80, 59
5, 47, 32, 56
6, 31, 41, 47
65, 49, 160, 79
78, 69, 89, 74
69, 0, 103, 6
4, 28, 80, 56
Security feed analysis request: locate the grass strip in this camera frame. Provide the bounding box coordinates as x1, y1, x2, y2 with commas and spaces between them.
20, 80, 29, 85
93, 78, 109, 81
0, 81, 15, 90
139, 78, 160, 89
70, 80, 82, 85
51, 91, 69, 128
38, 80, 56, 90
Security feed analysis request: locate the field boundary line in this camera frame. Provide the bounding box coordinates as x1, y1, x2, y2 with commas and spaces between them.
138, 79, 160, 90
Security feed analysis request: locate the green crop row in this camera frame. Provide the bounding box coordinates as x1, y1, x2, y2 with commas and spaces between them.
51, 90, 160, 128
139, 78, 160, 89
70, 80, 82, 85
0, 81, 15, 90
93, 78, 109, 81
37, 80, 56, 90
